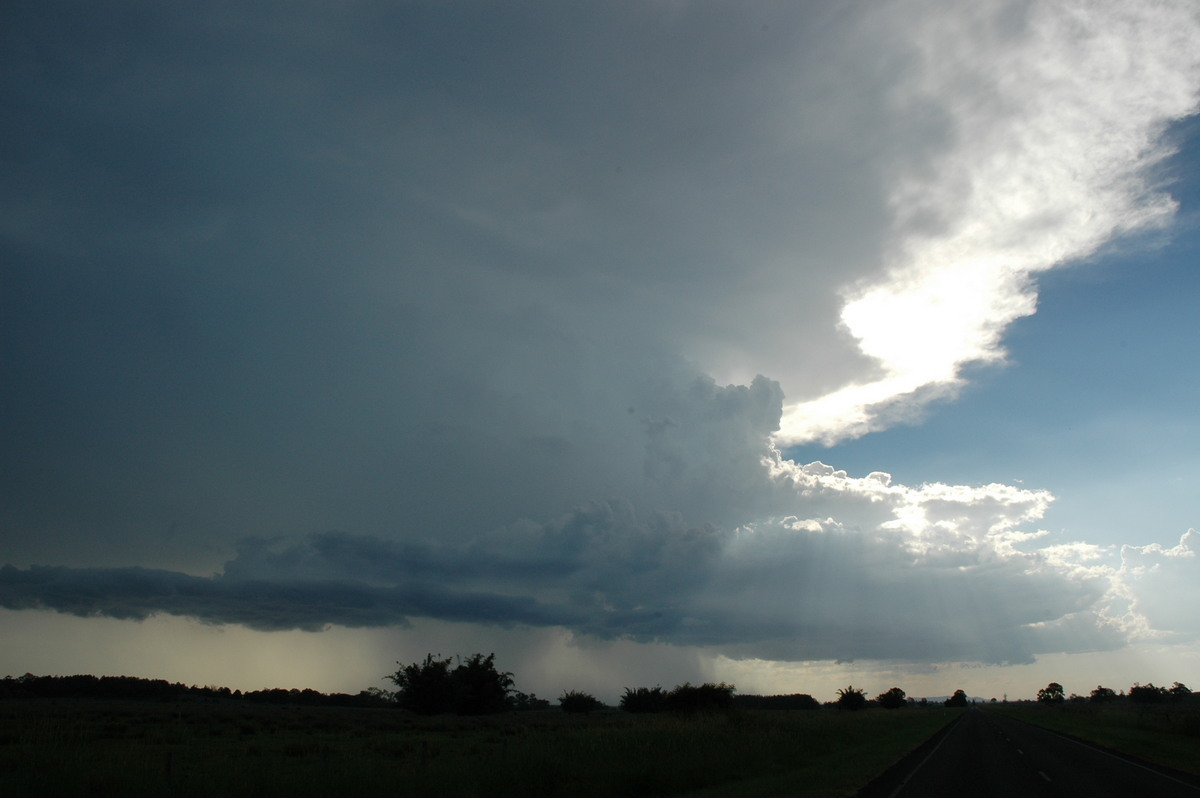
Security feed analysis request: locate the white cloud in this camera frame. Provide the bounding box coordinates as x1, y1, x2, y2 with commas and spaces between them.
1114, 529, 1200, 639
779, 0, 1200, 444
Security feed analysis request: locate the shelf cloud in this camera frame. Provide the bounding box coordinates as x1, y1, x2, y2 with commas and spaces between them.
0, 374, 1139, 665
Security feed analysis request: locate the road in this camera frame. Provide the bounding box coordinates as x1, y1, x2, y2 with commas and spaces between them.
861, 708, 1200, 797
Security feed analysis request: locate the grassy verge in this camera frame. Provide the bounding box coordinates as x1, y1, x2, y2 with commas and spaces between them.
988, 702, 1200, 776
0, 700, 955, 797
678, 708, 957, 797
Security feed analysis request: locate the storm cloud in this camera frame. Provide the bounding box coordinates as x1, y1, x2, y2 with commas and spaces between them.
1, 373, 1124, 665
2, 0, 1198, 682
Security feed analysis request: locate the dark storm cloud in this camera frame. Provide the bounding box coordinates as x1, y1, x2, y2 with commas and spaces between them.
0, 367, 1126, 665
1, 0, 886, 570
0, 558, 583, 633
0, 506, 1122, 663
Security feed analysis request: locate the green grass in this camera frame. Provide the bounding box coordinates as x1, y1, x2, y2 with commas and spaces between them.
0, 700, 956, 797
988, 701, 1200, 776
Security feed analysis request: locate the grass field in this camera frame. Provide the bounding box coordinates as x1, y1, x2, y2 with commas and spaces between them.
0, 700, 958, 797
989, 701, 1200, 776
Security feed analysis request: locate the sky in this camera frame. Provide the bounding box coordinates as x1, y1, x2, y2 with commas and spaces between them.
2, 0, 1199, 704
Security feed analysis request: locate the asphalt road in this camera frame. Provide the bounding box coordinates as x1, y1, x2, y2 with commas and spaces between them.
862, 708, 1200, 797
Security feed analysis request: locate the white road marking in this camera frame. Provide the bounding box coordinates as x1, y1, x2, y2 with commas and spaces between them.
887, 714, 964, 798
993, 711, 1200, 793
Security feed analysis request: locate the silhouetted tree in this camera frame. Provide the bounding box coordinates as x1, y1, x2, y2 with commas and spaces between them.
509, 691, 550, 711
733, 693, 821, 711
1089, 686, 1117, 704
836, 685, 867, 711
1036, 683, 1064, 705
876, 687, 907, 709
388, 652, 513, 715
944, 689, 969, 708
389, 654, 456, 714
0, 673, 394, 708
1128, 683, 1166, 704
1168, 682, 1191, 700
664, 682, 735, 714
453, 653, 514, 715
620, 686, 668, 713
559, 690, 605, 713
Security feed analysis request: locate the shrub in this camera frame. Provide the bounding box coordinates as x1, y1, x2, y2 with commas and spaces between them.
1129, 683, 1166, 704
509, 691, 551, 711
452, 653, 515, 715
387, 653, 513, 715
876, 687, 907, 709
944, 689, 969, 708
559, 690, 605, 713
620, 686, 668, 713
1035, 683, 1064, 705
389, 654, 456, 715
733, 693, 821, 711
836, 686, 866, 711
665, 682, 735, 714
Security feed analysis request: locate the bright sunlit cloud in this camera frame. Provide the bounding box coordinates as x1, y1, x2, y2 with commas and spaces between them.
779, 0, 1200, 444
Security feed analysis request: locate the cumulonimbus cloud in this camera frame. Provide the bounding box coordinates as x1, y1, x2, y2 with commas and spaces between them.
1, 0, 1196, 676
0, 375, 1130, 665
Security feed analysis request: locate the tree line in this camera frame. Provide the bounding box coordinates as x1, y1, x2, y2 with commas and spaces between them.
1036, 681, 1193, 705
385, 654, 1196, 716
384, 654, 742, 715
386, 654, 979, 716
10, 660, 1190, 714
0, 673, 392, 707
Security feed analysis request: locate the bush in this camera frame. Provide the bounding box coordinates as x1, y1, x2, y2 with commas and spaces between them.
389, 654, 456, 715
620, 686, 667, 713
388, 653, 513, 715
876, 687, 907, 709
664, 682, 735, 714
1036, 683, 1064, 705
453, 653, 515, 715
733, 693, 821, 711
559, 690, 605, 713
836, 686, 866, 711
1129, 683, 1166, 705
509, 691, 551, 711
944, 689, 969, 708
